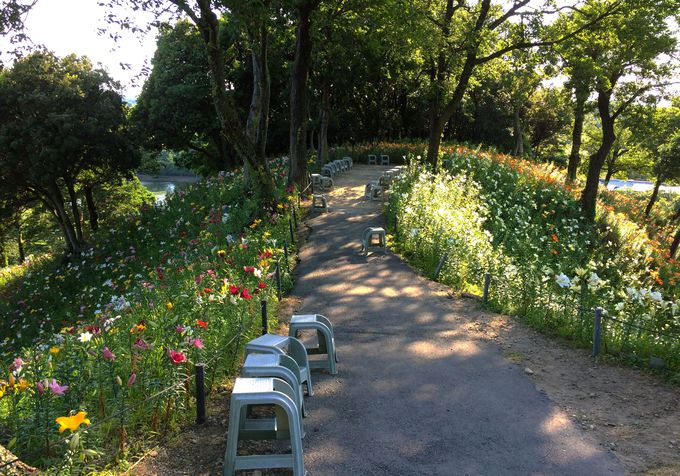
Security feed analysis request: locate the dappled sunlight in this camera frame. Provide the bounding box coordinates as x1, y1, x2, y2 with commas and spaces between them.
380, 287, 399, 297
540, 408, 571, 435
406, 339, 481, 359
319, 284, 374, 296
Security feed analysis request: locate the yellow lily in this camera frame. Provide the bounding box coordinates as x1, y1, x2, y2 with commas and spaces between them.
55, 411, 91, 433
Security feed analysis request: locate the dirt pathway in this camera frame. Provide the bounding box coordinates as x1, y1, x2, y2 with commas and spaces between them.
133, 165, 679, 476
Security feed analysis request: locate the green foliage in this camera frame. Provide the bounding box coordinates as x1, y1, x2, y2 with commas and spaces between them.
0, 50, 139, 254
387, 145, 680, 375
0, 159, 296, 471
131, 20, 229, 174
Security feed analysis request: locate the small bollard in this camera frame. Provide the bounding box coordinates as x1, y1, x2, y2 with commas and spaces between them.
275, 261, 282, 301
261, 300, 268, 335
289, 218, 296, 245
433, 253, 448, 281
195, 363, 206, 424
283, 239, 290, 272
483, 272, 491, 304
592, 307, 603, 357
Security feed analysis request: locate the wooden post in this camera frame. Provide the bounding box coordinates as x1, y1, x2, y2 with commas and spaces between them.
275, 261, 282, 301
483, 273, 491, 304
195, 364, 206, 424
261, 300, 268, 335
433, 253, 448, 281
592, 307, 603, 357
289, 218, 296, 245
283, 239, 290, 272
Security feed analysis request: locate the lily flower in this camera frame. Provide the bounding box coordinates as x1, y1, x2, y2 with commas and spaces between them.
101, 347, 116, 361
55, 411, 90, 433
48, 378, 69, 396
168, 349, 186, 365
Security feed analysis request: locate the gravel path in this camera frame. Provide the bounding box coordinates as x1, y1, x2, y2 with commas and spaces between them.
291, 164, 623, 475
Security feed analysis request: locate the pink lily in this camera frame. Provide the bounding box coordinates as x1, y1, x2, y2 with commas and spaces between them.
48, 378, 69, 396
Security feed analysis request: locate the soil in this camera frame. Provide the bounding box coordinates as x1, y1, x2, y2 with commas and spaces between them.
130, 294, 680, 476
130, 190, 680, 476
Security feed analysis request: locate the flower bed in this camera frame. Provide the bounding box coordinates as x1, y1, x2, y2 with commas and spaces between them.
386, 148, 680, 380
0, 159, 299, 472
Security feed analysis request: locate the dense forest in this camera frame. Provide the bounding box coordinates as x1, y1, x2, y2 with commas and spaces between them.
0, 0, 678, 265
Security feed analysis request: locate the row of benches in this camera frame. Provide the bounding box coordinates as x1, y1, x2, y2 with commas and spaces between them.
223, 314, 338, 475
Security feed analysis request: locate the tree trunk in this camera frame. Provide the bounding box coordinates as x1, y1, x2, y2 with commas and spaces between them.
316, 78, 331, 169
512, 105, 524, 156
566, 86, 588, 183
195, 0, 277, 204
670, 228, 680, 258
15, 218, 25, 264
84, 185, 98, 232
603, 164, 615, 187
644, 174, 663, 217
427, 51, 477, 168
65, 179, 84, 244
581, 88, 616, 221
245, 13, 270, 158
45, 182, 81, 254
288, 0, 318, 188
426, 0, 491, 167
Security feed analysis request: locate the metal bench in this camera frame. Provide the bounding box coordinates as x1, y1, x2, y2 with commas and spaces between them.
223, 377, 304, 476
242, 353, 307, 417
289, 314, 338, 375
245, 334, 313, 396
361, 227, 387, 253
364, 181, 379, 199
312, 194, 329, 213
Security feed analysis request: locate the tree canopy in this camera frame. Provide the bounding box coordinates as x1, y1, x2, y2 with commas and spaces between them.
0, 51, 139, 254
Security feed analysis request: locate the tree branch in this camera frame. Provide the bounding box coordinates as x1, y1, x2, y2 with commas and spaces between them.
475, 0, 623, 65
488, 0, 531, 31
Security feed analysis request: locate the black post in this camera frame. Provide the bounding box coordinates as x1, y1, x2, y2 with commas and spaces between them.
261, 300, 268, 335
289, 218, 296, 245
195, 363, 206, 424
275, 260, 282, 301
433, 253, 448, 281
283, 239, 290, 272
292, 208, 298, 229
592, 307, 602, 357
483, 273, 491, 304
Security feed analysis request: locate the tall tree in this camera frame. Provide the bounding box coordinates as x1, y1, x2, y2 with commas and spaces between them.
105, 0, 279, 203
131, 20, 233, 172
0, 51, 138, 254
422, 0, 619, 169
574, 0, 678, 220
631, 101, 680, 216
0, 0, 37, 57
288, 0, 320, 188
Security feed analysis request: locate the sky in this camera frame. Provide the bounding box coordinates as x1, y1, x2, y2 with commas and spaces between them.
1, 0, 677, 101
0, 0, 160, 98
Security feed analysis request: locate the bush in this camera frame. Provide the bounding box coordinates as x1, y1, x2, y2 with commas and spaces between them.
387, 146, 680, 375
0, 161, 298, 472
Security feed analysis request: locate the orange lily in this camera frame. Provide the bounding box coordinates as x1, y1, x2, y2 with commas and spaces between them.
55, 411, 91, 433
